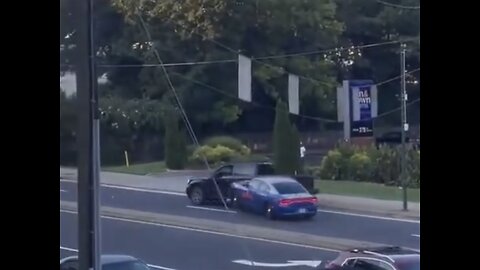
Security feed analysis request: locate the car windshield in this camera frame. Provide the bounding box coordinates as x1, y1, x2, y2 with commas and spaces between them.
272, 182, 306, 194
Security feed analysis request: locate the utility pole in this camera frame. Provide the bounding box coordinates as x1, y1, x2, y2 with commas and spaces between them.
74, 0, 102, 269
400, 43, 408, 211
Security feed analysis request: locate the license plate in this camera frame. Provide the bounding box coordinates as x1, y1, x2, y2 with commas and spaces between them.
298, 208, 306, 213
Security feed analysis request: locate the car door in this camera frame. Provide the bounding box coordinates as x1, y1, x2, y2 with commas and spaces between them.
241, 179, 260, 210
208, 165, 233, 198
251, 181, 271, 213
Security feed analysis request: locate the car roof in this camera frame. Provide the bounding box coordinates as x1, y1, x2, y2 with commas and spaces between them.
253, 176, 297, 184
341, 246, 419, 264
61, 254, 140, 265
390, 254, 420, 262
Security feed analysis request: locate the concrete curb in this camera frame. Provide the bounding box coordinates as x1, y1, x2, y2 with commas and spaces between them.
60, 200, 392, 252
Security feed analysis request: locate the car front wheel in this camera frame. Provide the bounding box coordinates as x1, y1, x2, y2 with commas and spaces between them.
189, 186, 204, 205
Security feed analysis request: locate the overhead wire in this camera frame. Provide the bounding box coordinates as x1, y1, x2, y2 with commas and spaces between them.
136, 10, 231, 210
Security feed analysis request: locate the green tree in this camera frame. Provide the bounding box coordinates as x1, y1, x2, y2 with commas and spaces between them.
333, 0, 420, 125
164, 110, 187, 169
273, 100, 297, 174
111, 0, 344, 131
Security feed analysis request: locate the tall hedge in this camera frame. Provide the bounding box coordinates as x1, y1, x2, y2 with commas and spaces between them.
273, 100, 299, 175
164, 111, 187, 170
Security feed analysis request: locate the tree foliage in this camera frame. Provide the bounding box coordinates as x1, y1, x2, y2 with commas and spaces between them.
60, 0, 420, 164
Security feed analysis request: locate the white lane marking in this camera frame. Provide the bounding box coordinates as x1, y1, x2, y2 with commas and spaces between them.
317, 209, 420, 224
60, 246, 77, 252
186, 205, 237, 214
61, 179, 419, 223
233, 259, 322, 268
60, 189, 68, 193
60, 209, 340, 252
60, 179, 184, 196
411, 234, 420, 238
59, 246, 176, 270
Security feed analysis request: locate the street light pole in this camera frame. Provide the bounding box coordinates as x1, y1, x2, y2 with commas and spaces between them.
74, 0, 101, 269
400, 43, 408, 211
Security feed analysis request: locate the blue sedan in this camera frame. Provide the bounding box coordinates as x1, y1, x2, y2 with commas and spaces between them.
230, 176, 318, 219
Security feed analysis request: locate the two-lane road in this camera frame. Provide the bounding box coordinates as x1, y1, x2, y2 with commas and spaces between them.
60, 210, 338, 269
60, 180, 420, 250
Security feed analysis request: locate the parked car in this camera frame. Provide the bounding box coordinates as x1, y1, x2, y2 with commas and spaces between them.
60, 255, 150, 270
230, 176, 318, 219
320, 246, 420, 270
185, 162, 316, 206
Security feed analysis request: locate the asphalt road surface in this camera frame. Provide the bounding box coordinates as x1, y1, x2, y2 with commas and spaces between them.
60, 181, 420, 250
60, 211, 338, 270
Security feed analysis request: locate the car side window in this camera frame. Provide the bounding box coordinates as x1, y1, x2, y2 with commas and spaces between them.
258, 182, 270, 193
215, 165, 233, 178
232, 163, 255, 175
60, 260, 79, 270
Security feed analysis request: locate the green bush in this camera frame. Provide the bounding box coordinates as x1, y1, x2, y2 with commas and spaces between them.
204, 136, 247, 153
407, 149, 420, 188
190, 145, 237, 165
348, 152, 373, 182
191, 136, 253, 167
305, 166, 322, 179
319, 143, 419, 187
374, 146, 400, 185
319, 149, 343, 180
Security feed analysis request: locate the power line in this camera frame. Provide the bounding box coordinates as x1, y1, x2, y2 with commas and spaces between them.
376, 68, 420, 86
136, 14, 208, 170
169, 71, 339, 123
375, 98, 420, 119
376, 0, 420, 10
136, 11, 241, 216
168, 68, 420, 123
98, 59, 237, 68
90, 38, 416, 69
254, 39, 418, 60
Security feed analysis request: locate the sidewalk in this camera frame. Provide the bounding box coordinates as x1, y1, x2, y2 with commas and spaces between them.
60, 167, 420, 219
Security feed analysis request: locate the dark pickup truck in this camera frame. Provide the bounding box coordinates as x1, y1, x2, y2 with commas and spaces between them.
186, 162, 316, 205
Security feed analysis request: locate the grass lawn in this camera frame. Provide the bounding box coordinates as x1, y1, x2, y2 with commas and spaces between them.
315, 179, 420, 202
104, 161, 166, 175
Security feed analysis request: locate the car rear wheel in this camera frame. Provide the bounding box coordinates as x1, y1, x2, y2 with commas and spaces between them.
189, 186, 204, 205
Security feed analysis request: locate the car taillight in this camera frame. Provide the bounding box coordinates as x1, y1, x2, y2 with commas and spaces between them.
279, 197, 318, 207
279, 199, 293, 207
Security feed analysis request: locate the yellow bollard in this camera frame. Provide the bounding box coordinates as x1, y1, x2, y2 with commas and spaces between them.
124, 151, 130, 167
